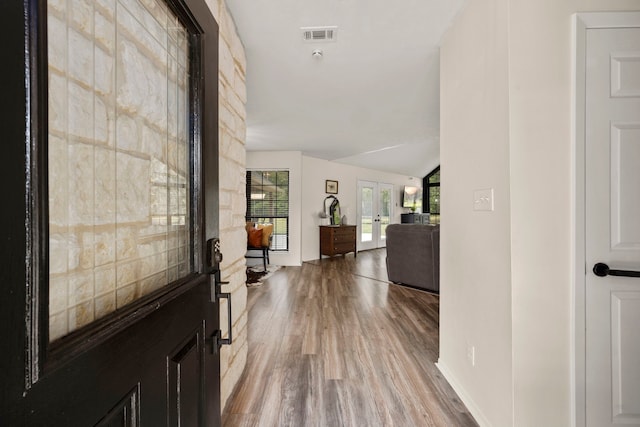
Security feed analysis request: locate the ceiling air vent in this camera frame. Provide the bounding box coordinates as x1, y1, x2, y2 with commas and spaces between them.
301, 26, 337, 42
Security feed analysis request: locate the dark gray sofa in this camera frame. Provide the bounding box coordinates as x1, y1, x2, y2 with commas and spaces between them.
385, 224, 439, 293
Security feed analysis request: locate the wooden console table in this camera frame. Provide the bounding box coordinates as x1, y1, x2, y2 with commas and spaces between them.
319, 225, 357, 259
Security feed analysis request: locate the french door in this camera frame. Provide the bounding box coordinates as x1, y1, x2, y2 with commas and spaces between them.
1, 0, 223, 425
358, 181, 393, 251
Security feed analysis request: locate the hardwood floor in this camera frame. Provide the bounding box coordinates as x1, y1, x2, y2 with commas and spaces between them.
222, 249, 478, 427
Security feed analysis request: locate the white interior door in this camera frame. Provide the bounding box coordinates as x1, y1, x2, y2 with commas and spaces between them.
585, 26, 640, 427
358, 181, 393, 251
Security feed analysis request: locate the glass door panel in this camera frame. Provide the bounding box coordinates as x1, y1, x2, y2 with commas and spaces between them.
358, 183, 375, 249
358, 181, 393, 251
379, 184, 393, 246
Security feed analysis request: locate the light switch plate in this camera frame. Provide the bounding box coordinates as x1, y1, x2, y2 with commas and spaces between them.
473, 188, 494, 211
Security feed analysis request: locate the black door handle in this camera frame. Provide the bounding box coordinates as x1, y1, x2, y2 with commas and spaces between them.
205, 238, 233, 354
593, 263, 640, 278
216, 290, 232, 347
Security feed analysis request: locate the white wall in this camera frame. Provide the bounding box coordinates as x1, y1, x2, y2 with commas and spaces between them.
440, 0, 640, 426
301, 155, 420, 262
247, 152, 422, 264
438, 0, 512, 426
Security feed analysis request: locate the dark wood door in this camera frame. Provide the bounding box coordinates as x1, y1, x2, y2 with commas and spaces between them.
1, 0, 222, 425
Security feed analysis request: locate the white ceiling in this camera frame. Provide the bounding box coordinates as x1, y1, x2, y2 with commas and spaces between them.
224, 0, 467, 178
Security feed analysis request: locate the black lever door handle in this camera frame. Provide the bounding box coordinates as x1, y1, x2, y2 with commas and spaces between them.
217, 291, 232, 347
593, 263, 640, 278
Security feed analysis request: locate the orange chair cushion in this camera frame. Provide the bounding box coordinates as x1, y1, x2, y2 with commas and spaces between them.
247, 228, 263, 248
256, 223, 273, 247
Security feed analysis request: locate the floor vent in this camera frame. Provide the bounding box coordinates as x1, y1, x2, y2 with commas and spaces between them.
301, 26, 337, 42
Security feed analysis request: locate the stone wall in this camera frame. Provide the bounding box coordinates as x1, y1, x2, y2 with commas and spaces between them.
206, 0, 248, 411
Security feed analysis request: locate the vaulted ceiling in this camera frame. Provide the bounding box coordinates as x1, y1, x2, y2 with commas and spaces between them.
224, 0, 467, 178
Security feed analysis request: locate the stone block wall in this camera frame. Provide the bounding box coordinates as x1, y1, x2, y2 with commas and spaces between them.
207, 0, 249, 411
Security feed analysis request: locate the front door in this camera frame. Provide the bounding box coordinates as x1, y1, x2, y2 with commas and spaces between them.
1, 0, 223, 425
358, 180, 393, 251
585, 25, 640, 427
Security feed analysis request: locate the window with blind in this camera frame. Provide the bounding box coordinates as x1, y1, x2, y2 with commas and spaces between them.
246, 170, 289, 251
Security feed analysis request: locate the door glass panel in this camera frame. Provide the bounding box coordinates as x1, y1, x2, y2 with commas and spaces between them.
360, 187, 373, 242
380, 187, 391, 241
47, 0, 191, 341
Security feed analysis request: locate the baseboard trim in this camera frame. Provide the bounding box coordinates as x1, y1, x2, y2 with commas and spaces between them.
435, 360, 493, 427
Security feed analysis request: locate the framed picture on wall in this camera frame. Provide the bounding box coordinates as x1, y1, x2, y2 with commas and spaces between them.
325, 180, 338, 194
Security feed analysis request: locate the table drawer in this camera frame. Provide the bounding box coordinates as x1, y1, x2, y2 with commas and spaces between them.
332, 228, 355, 238
333, 242, 355, 253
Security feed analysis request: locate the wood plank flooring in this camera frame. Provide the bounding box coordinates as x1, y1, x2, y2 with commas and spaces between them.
222, 249, 478, 427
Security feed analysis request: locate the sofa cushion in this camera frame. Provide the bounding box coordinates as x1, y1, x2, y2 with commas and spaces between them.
256, 223, 273, 247
247, 228, 263, 248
